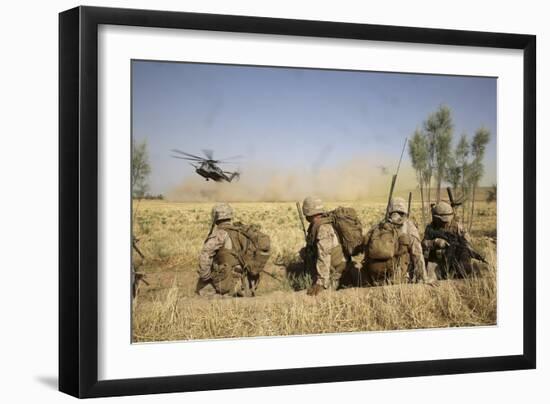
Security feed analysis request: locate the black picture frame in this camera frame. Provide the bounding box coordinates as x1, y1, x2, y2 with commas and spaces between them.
59, 5, 536, 399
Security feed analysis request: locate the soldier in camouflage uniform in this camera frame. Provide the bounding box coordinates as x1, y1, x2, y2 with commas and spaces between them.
195, 203, 249, 297
422, 201, 485, 279
363, 197, 435, 285
301, 197, 347, 296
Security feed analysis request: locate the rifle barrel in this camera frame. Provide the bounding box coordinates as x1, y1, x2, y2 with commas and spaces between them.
385, 137, 408, 221
296, 202, 307, 239
385, 174, 397, 221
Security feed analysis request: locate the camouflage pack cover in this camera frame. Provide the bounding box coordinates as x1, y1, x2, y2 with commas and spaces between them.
327, 207, 364, 257
366, 222, 399, 260
225, 222, 271, 275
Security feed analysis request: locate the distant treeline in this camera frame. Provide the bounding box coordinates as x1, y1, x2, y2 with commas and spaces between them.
133, 193, 165, 200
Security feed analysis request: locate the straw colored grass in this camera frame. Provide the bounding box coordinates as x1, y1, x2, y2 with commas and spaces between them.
132, 200, 497, 342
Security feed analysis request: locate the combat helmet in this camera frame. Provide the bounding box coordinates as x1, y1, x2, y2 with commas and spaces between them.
388, 197, 407, 214
211, 203, 233, 222
432, 201, 454, 223
302, 196, 325, 217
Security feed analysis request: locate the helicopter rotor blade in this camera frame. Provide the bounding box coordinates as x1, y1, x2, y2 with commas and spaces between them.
171, 149, 206, 161
217, 154, 244, 161
202, 149, 214, 160
170, 155, 203, 162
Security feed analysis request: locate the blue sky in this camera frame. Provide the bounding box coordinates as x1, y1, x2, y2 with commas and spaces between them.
132, 60, 496, 196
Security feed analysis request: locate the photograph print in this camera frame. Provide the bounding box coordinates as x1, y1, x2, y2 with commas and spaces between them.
131, 60, 497, 343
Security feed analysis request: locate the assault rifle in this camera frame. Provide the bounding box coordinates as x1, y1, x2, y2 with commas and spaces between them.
426, 228, 487, 264
295, 201, 307, 240
132, 236, 149, 298
295, 201, 314, 271
132, 236, 145, 259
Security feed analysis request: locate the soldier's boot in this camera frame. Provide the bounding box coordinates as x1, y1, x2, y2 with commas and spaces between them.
424, 262, 439, 285
307, 283, 324, 296
236, 274, 254, 298
195, 278, 209, 295
197, 281, 217, 297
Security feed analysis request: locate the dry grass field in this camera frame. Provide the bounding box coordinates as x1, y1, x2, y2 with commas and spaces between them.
131, 199, 497, 342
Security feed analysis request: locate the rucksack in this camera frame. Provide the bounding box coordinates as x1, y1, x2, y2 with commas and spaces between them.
226, 222, 271, 276
327, 207, 364, 257
366, 222, 399, 260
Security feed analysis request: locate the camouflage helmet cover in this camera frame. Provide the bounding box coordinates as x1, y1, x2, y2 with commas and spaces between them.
388, 197, 407, 214
302, 196, 325, 217
211, 203, 233, 221
432, 201, 454, 222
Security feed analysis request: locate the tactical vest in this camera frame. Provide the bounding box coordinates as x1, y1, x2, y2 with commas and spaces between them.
425, 219, 461, 238
213, 223, 241, 273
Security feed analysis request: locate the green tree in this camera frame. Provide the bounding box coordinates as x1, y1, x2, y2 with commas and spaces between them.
132, 139, 151, 198
408, 128, 430, 225
424, 105, 453, 202
468, 127, 491, 231
445, 157, 461, 192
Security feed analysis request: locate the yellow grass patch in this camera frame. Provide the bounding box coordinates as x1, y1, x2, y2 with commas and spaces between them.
132, 200, 497, 342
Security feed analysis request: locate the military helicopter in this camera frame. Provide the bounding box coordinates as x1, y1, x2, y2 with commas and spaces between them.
170, 149, 242, 182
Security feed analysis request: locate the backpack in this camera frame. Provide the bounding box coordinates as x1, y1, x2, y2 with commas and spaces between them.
327, 207, 364, 257
366, 222, 399, 260
226, 222, 271, 276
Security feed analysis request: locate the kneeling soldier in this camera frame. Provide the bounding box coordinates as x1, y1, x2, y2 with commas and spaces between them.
301, 197, 347, 296
363, 197, 434, 285
422, 201, 487, 279
196, 203, 250, 297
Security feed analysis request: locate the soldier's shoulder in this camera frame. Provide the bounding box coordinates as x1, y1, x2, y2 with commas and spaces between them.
317, 223, 336, 238
206, 227, 229, 242
404, 219, 421, 239
453, 220, 468, 234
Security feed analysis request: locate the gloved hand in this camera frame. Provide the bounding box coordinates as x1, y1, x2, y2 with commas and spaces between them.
434, 238, 450, 249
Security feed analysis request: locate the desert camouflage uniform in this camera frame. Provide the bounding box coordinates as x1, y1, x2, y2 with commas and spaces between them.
396, 218, 432, 282
306, 220, 348, 289
422, 212, 483, 279
422, 201, 489, 279
196, 204, 246, 297
363, 197, 434, 285
197, 223, 245, 296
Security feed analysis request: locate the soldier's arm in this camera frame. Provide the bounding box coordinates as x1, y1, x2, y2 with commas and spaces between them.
197, 229, 227, 281
421, 224, 438, 250
315, 225, 334, 288
456, 222, 473, 244
410, 233, 430, 282
362, 225, 376, 257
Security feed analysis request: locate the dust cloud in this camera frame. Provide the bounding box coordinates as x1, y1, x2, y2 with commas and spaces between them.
167, 158, 417, 202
